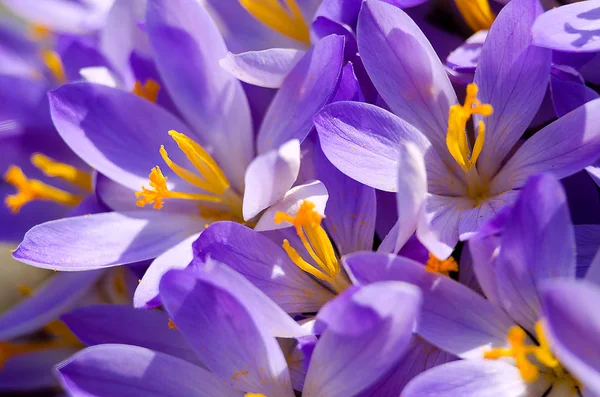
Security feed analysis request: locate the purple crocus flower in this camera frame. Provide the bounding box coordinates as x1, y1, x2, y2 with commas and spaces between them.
56, 259, 422, 396
12, 0, 345, 310
314, 0, 600, 259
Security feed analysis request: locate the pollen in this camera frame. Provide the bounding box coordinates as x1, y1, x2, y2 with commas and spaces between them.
239, 0, 310, 45
446, 83, 493, 173
425, 253, 458, 276
454, 0, 495, 32
132, 79, 161, 103
484, 321, 562, 383
136, 130, 242, 214
41, 48, 66, 84
167, 319, 177, 330
274, 201, 349, 293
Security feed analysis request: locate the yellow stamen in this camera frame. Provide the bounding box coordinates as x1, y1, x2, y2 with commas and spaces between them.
239, 0, 310, 44
245, 394, 267, 397
136, 130, 241, 214
4, 166, 84, 213
28, 23, 52, 41
132, 79, 161, 103
17, 284, 33, 297
31, 153, 93, 192
484, 321, 563, 383
454, 0, 495, 32
167, 319, 177, 330
425, 253, 458, 276
41, 48, 66, 84
446, 83, 493, 173
274, 201, 349, 293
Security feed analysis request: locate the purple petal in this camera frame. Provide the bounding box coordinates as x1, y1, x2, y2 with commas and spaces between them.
257, 35, 345, 153
49, 83, 194, 192
220, 48, 305, 88
542, 279, 600, 395
575, 225, 600, 278
146, 0, 253, 190
446, 30, 487, 74
344, 252, 515, 358
56, 344, 241, 397
193, 222, 334, 314
495, 174, 575, 333
532, 1, 600, 53
474, 0, 552, 178
62, 305, 200, 366
13, 211, 204, 270
492, 98, 600, 193
159, 266, 295, 396
133, 232, 199, 309
551, 65, 600, 118
315, 101, 431, 192
0, 271, 102, 341
357, 0, 457, 157
403, 359, 552, 397
330, 62, 365, 103
457, 190, 520, 240
242, 139, 300, 221
303, 281, 421, 397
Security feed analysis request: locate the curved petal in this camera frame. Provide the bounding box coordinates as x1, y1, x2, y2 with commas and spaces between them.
56, 344, 241, 397
403, 359, 552, 397
62, 305, 200, 366
303, 281, 421, 397
192, 222, 335, 314
0, 271, 102, 340
146, 0, 253, 190
542, 280, 600, 395
491, 98, 600, 193
550, 65, 599, 118
532, 1, 600, 53
243, 139, 300, 221
159, 267, 295, 396
314, 101, 431, 192
12, 211, 204, 270
257, 34, 345, 152
220, 48, 305, 88
357, 0, 457, 156
48, 83, 194, 192
474, 0, 552, 178
446, 30, 487, 74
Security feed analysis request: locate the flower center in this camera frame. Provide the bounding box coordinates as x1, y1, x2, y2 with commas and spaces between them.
274, 201, 349, 294
239, 0, 310, 45
135, 130, 242, 218
484, 321, 563, 383
132, 79, 160, 103
453, 0, 495, 32
3, 154, 93, 213
425, 253, 458, 276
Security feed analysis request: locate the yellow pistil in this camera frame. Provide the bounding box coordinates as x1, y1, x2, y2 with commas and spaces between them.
31, 153, 93, 191
446, 83, 493, 173
239, 0, 310, 45
4, 166, 84, 213
484, 321, 563, 383
136, 130, 242, 215
132, 79, 161, 103
425, 253, 458, 276
274, 201, 349, 293
41, 48, 66, 84
454, 0, 495, 32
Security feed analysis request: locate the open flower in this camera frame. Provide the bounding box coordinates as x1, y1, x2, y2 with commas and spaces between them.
314, 0, 600, 258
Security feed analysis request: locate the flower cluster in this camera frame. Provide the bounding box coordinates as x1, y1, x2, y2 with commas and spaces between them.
0, 0, 599, 396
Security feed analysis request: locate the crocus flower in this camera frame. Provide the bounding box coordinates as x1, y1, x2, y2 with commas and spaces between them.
314, 0, 600, 258
12, 0, 345, 310
55, 258, 422, 397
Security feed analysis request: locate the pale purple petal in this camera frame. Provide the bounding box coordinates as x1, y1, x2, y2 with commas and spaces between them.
446, 30, 487, 74
458, 190, 519, 240
243, 139, 300, 221
575, 225, 600, 278
56, 344, 241, 397
550, 65, 600, 118
220, 48, 305, 88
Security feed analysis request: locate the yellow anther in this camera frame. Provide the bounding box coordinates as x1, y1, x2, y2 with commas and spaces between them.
484, 321, 563, 383
31, 153, 93, 192
167, 319, 177, 330
4, 166, 84, 213
454, 0, 495, 32
239, 0, 310, 44
132, 79, 161, 103
245, 394, 267, 397
41, 48, 66, 84
136, 131, 241, 214
17, 284, 33, 297
446, 83, 493, 173
275, 201, 348, 293
28, 23, 52, 41
425, 253, 458, 276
